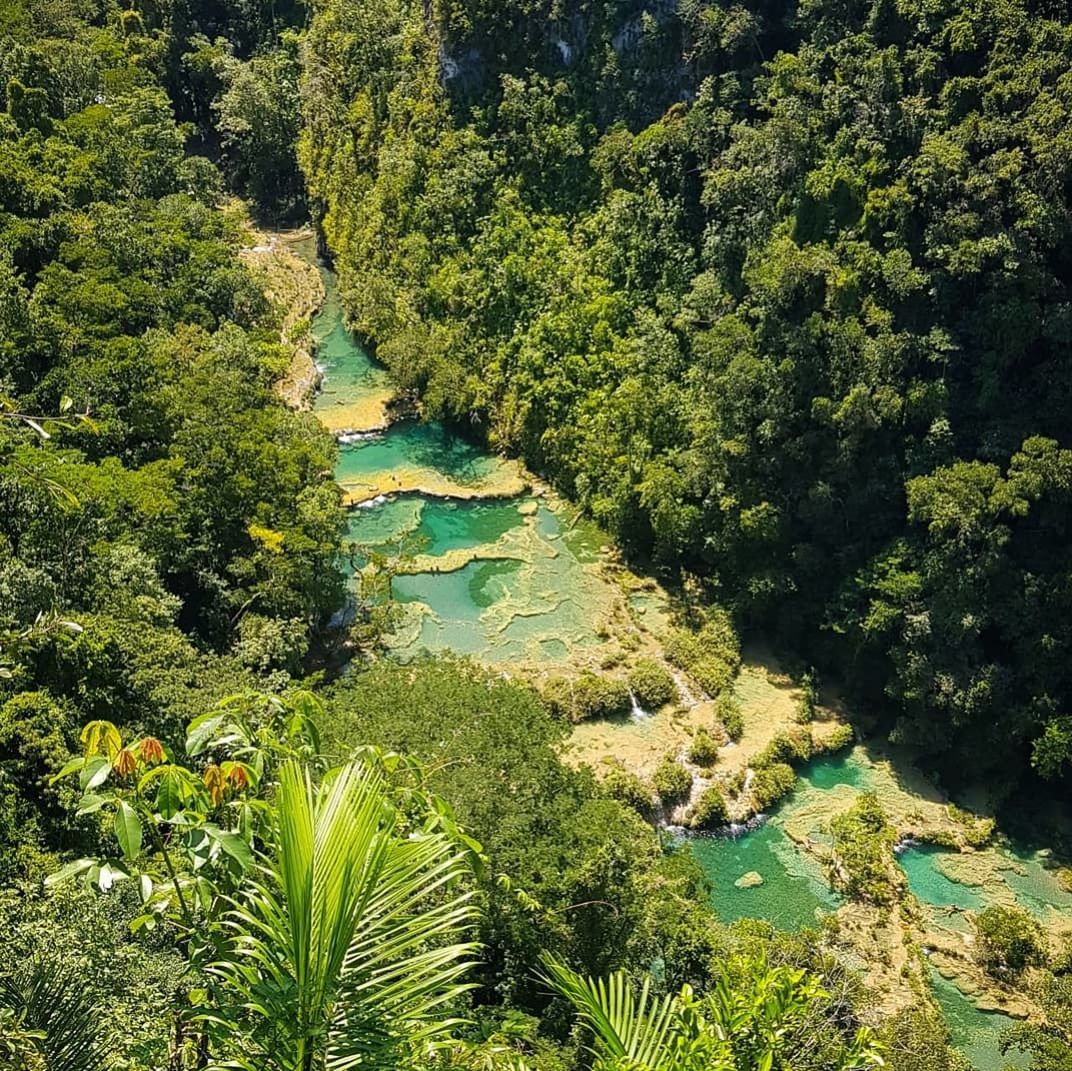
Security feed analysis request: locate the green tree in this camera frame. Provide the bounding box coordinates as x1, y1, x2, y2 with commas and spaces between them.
974, 906, 1047, 977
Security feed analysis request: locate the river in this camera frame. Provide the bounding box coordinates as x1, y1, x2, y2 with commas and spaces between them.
304, 244, 1057, 1071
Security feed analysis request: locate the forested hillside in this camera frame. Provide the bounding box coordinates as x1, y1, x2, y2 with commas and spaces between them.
301, 0, 1072, 795
0, 0, 347, 873
0, 2, 931, 1068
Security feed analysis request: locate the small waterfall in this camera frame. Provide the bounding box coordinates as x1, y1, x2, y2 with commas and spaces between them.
668, 765, 710, 827
354, 493, 390, 509
629, 690, 649, 722
742, 768, 755, 794
337, 430, 383, 445
722, 814, 768, 839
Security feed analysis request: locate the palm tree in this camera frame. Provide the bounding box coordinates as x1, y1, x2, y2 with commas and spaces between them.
541, 955, 885, 1071
203, 758, 479, 1071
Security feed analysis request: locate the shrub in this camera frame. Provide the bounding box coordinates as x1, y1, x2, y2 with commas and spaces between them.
725, 768, 747, 798
627, 659, 678, 709
664, 610, 741, 697
714, 693, 744, 742
755, 728, 812, 769
602, 764, 655, 818
697, 609, 741, 668
691, 658, 735, 697
815, 724, 854, 754
751, 763, 796, 809
829, 793, 899, 904
653, 757, 693, 806
974, 906, 1046, 975
542, 673, 632, 723
795, 669, 818, 724
947, 804, 996, 848
664, 630, 703, 670
689, 785, 728, 831
688, 728, 719, 768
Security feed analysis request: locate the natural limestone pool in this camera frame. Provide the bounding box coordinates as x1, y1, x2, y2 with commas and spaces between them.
690, 818, 838, 930
929, 969, 1028, 1071
301, 240, 1061, 1069
690, 749, 871, 928
687, 747, 1065, 1070
307, 246, 653, 669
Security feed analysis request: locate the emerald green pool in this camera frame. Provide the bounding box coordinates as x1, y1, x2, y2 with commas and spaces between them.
309, 254, 613, 663
690, 751, 1047, 1068
346, 493, 527, 561
929, 969, 1028, 1071
899, 845, 986, 924
690, 819, 838, 930
309, 250, 393, 421
334, 422, 512, 498
307, 245, 1048, 1066
690, 750, 878, 929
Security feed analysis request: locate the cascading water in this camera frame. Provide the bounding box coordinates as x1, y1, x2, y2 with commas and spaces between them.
628, 690, 648, 721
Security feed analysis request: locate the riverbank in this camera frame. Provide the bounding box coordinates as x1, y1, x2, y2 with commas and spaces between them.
236, 217, 325, 409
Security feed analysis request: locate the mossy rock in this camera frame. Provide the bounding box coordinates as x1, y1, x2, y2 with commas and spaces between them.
751, 762, 796, 809
542, 672, 632, 723
687, 728, 720, 767
815, 724, 854, 754
755, 728, 813, 769
713, 692, 744, 742
653, 756, 693, 806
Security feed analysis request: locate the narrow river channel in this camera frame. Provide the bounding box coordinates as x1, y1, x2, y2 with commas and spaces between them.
304, 242, 1062, 1071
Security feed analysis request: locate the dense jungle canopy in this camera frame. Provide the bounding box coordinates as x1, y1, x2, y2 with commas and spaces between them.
1, 0, 1072, 1067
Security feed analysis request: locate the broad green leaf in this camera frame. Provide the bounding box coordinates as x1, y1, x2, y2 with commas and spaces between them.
187, 827, 212, 870
155, 767, 187, 819
184, 713, 226, 757
114, 801, 143, 860
129, 913, 157, 934
80, 755, 111, 792
96, 862, 129, 891
44, 857, 94, 887
195, 876, 216, 912
80, 720, 121, 760
76, 793, 107, 816
142, 765, 204, 819
139, 873, 153, 902
50, 755, 86, 784
204, 825, 253, 870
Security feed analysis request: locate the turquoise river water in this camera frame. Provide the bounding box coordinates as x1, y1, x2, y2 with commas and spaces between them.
309, 254, 613, 664
691, 746, 1071, 1070
309, 250, 1059, 1070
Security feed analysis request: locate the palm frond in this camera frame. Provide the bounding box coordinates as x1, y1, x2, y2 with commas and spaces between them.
540, 957, 676, 1070
0, 961, 110, 1071
206, 758, 479, 1071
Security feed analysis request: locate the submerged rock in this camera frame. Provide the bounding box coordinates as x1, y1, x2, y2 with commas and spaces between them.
735, 871, 764, 889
